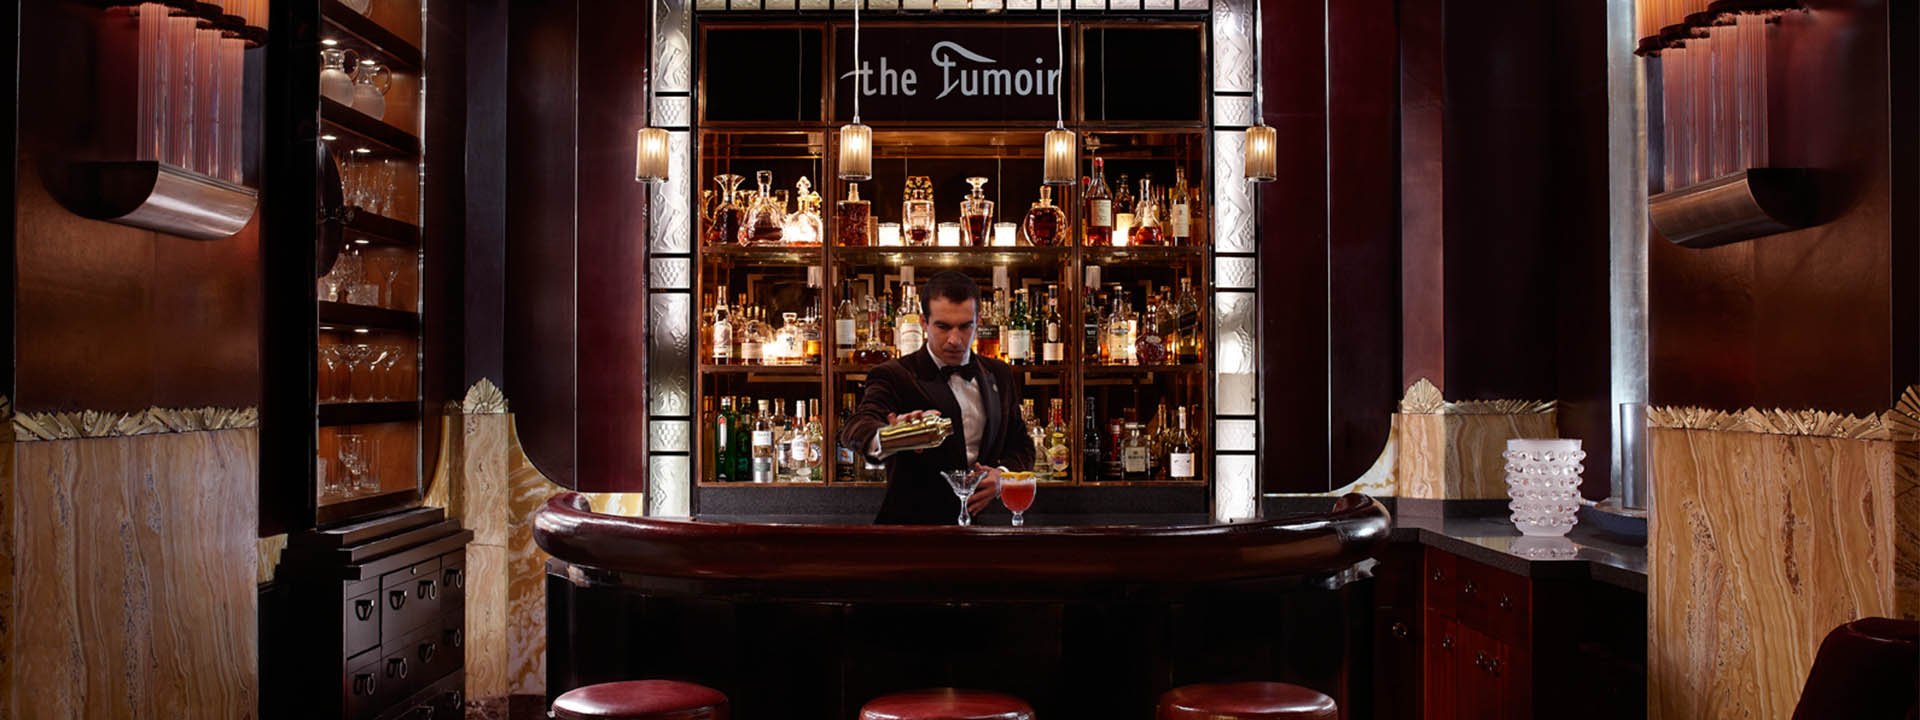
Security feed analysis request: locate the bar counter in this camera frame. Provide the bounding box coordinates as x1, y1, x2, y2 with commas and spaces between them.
537, 492, 1392, 719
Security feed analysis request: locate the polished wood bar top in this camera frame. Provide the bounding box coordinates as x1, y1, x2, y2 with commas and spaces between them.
534, 492, 1390, 585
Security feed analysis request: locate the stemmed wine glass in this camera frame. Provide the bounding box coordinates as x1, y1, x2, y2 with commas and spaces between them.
337, 433, 368, 498
941, 467, 986, 527
340, 344, 372, 401
366, 346, 392, 400
317, 346, 342, 402
381, 345, 405, 399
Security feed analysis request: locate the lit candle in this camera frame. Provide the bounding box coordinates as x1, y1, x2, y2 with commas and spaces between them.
1114, 213, 1135, 247
937, 222, 961, 247
993, 222, 1016, 247
878, 222, 903, 247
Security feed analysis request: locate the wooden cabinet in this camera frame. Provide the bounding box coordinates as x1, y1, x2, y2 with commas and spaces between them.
1423, 547, 1530, 719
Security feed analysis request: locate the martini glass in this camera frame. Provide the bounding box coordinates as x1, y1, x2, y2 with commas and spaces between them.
941, 467, 985, 527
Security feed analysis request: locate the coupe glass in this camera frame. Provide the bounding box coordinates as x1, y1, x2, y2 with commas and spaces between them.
318, 346, 342, 402
340, 344, 372, 401
381, 345, 404, 399
1000, 474, 1036, 526
941, 467, 985, 527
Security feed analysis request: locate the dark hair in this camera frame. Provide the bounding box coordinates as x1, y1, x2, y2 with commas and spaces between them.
922, 270, 981, 307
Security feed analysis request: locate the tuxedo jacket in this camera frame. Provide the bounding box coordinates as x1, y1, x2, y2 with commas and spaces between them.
839, 349, 1036, 524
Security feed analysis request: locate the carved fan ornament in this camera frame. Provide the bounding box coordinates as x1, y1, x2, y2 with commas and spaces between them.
1396, 379, 1555, 416
1647, 386, 1920, 441
462, 378, 509, 415
13, 406, 258, 441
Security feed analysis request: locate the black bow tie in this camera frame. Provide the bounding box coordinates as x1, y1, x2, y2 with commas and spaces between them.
937, 362, 979, 381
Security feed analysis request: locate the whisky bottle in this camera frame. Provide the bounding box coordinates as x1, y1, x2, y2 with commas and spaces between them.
1135, 292, 1168, 365
1114, 173, 1135, 215
751, 399, 776, 483
960, 176, 995, 247
1168, 406, 1196, 480
740, 303, 766, 365
1120, 422, 1149, 481
770, 311, 800, 365
838, 183, 872, 246
1041, 286, 1064, 363
975, 293, 1002, 360
895, 283, 925, 356
1174, 278, 1202, 364
1105, 287, 1135, 365
1046, 398, 1071, 480
711, 294, 734, 365
1082, 396, 1102, 476
802, 293, 824, 363
1023, 399, 1049, 481
747, 170, 785, 244
855, 290, 895, 364
835, 284, 859, 361
703, 396, 720, 482
711, 173, 746, 246
1169, 167, 1192, 245
1005, 289, 1034, 365
1132, 175, 1163, 246
1022, 185, 1067, 247
1085, 158, 1113, 245
836, 393, 858, 480
902, 176, 937, 246
805, 399, 825, 482
1084, 290, 1104, 363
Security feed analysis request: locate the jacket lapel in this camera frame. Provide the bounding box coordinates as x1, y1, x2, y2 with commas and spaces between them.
978, 362, 1004, 460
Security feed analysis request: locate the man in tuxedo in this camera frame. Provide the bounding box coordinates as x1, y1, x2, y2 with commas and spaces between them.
840, 271, 1036, 524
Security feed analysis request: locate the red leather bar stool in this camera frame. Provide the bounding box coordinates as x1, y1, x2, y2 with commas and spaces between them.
859, 688, 1035, 720
1157, 682, 1337, 720
551, 680, 729, 720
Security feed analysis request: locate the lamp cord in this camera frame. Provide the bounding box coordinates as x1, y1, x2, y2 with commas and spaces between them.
1253, 0, 1263, 123
853, 1, 862, 123
1055, 3, 1063, 129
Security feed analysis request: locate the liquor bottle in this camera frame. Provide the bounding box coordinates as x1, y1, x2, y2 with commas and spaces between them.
1169, 167, 1192, 245
1174, 278, 1202, 364
1022, 185, 1067, 247
702, 396, 718, 482
960, 176, 995, 247
1148, 402, 1170, 480
801, 294, 824, 363
771, 311, 800, 365
751, 399, 776, 483
975, 293, 1002, 360
1167, 406, 1197, 480
1085, 158, 1113, 245
787, 400, 811, 482
711, 294, 734, 365
1120, 422, 1150, 481
733, 396, 753, 481
835, 284, 859, 361
1005, 289, 1034, 365
805, 399, 825, 482
836, 393, 858, 481
699, 293, 715, 360
711, 174, 746, 246
1106, 410, 1129, 480
1023, 399, 1049, 481
1046, 398, 1071, 480
784, 176, 823, 246
737, 298, 763, 365
895, 283, 925, 356
747, 170, 785, 244
1114, 173, 1135, 215
1041, 286, 1065, 363
838, 183, 872, 246
902, 176, 936, 246
1135, 291, 1169, 365
710, 397, 729, 482
1081, 396, 1102, 477
1132, 175, 1163, 246
1084, 290, 1104, 363
1105, 287, 1135, 365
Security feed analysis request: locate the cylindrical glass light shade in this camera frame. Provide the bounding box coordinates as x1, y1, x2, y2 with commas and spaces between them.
839, 123, 873, 181
635, 127, 671, 182
1043, 128, 1076, 185
1244, 123, 1277, 182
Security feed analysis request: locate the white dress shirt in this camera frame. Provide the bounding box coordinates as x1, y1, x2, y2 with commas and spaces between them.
871, 347, 986, 465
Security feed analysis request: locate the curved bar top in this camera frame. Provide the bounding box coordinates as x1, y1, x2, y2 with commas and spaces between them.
535, 492, 1391, 585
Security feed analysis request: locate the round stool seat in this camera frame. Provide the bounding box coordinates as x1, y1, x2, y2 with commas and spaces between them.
1157, 682, 1337, 720
860, 688, 1035, 720
552, 680, 729, 720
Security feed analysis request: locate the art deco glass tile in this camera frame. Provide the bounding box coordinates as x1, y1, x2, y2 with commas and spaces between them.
1211, 131, 1255, 253
648, 455, 691, 517
649, 420, 691, 453
1143, 0, 1176, 10
1213, 454, 1258, 522
1215, 255, 1256, 289
697, 0, 726, 10
766, 0, 797, 10
653, 96, 691, 129
1212, 94, 1256, 129
1109, 0, 1141, 9
1211, 0, 1253, 93
655, 0, 693, 92
1214, 290, 1256, 416
1179, 0, 1208, 9
650, 258, 690, 290
650, 132, 692, 254
1007, 0, 1038, 9
1215, 419, 1257, 451
648, 293, 692, 416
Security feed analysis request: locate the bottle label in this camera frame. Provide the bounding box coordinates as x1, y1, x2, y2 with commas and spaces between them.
712, 327, 732, 360
1123, 447, 1148, 472
1090, 199, 1113, 227
740, 342, 762, 362
715, 422, 728, 450
896, 325, 924, 354
1042, 341, 1063, 363
752, 430, 773, 448
1006, 330, 1033, 360
1048, 443, 1071, 473
790, 437, 809, 462
836, 319, 856, 346
1170, 452, 1195, 478
1171, 205, 1190, 237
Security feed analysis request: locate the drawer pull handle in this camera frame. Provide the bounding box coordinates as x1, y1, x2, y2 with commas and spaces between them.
1430, 569, 1446, 583
1486, 657, 1503, 676
447, 628, 465, 649
1498, 594, 1513, 610
388, 589, 407, 611
1390, 622, 1409, 640
419, 641, 437, 664
1473, 651, 1488, 669
386, 657, 409, 680
354, 599, 374, 621
353, 673, 377, 696
1461, 580, 1478, 595
445, 568, 465, 590
417, 578, 437, 600
1439, 635, 1454, 650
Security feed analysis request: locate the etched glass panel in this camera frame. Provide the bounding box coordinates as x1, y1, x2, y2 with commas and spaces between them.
651, 258, 690, 289
1213, 454, 1257, 522
902, 0, 934, 9
1007, 0, 1037, 8
1215, 256, 1256, 289
1179, 0, 1208, 9
653, 96, 692, 129
1215, 290, 1256, 415
697, 0, 725, 10
1143, 0, 1175, 9
1212, 131, 1255, 253
1211, 0, 1253, 93
870, 0, 900, 10
655, 0, 693, 92
1215, 419, 1257, 451
765, 0, 796, 9
1074, 0, 1103, 9
648, 293, 692, 415
1109, 0, 1141, 9
649, 420, 691, 453
651, 132, 692, 254
648, 455, 691, 517
1213, 94, 1256, 128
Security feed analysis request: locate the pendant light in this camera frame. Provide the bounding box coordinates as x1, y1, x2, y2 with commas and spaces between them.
838, 2, 873, 181
1243, 0, 1276, 182
634, 3, 670, 183
1042, 2, 1075, 185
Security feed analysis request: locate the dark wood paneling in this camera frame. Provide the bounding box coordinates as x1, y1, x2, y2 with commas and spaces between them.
574, 0, 652, 494
464, 0, 509, 389
504, 0, 581, 488
1895, 0, 1920, 396
422, 0, 468, 486
1398, 0, 1445, 391
1257, 0, 1331, 494
1650, 0, 1901, 413
1326, 0, 1401, 485
1546, 0, 1613, 499
3, 0, 18, 405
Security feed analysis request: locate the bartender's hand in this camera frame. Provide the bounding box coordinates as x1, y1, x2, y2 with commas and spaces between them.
967, 463, 1001, 515
886, 409, 940, 425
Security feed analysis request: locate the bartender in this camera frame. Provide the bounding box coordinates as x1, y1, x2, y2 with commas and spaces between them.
840, 270, 1037, 524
